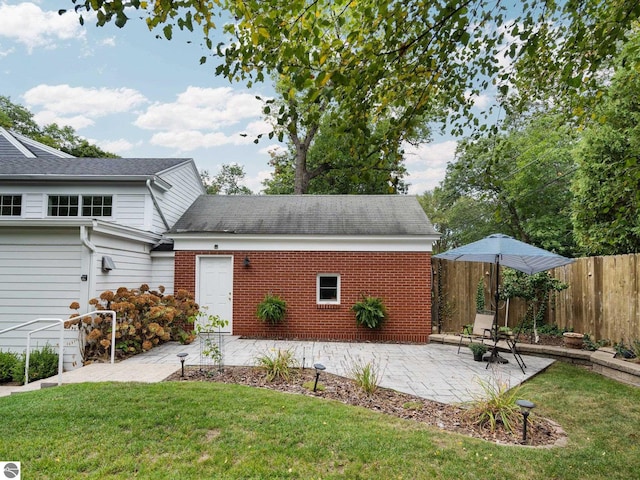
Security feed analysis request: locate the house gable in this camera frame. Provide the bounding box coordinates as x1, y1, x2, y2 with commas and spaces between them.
0, 127, 205, 236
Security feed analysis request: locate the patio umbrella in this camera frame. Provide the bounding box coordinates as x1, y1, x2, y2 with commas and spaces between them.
434, 234, 575, 363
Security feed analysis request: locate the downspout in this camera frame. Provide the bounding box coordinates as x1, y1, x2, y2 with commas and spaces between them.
79, 224, 97, 312
146, 178, 170, 230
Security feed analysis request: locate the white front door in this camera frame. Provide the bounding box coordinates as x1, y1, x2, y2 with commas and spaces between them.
197, 256, 233, 333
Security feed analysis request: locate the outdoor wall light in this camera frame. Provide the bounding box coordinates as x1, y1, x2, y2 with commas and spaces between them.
244, 255, 251, 268
516, 399, 535, 443
177, 352, 188, 378
313, 363, 326, 392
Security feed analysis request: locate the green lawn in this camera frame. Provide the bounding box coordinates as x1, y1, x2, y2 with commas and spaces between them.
1, 362, 639, 479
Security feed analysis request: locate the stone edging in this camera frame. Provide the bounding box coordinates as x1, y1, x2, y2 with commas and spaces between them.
429, 334, 640, 388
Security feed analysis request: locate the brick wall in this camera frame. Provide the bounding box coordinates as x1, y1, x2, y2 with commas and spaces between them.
175, 250, 432, 343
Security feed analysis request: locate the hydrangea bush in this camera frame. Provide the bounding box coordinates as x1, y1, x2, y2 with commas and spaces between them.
68, 285, 199, 361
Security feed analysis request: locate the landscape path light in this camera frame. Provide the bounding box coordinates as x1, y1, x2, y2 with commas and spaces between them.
177, 352, 188, 378
516, 399, 535, 443
313, 363, 326, 392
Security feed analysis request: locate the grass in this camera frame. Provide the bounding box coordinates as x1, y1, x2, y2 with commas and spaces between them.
1, 362, 639, 479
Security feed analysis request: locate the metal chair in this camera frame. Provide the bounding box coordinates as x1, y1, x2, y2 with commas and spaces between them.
457, 313, 495, 354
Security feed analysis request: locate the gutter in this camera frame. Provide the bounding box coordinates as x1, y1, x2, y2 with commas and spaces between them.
80, 224, 96, 252
146, 178, 170, 230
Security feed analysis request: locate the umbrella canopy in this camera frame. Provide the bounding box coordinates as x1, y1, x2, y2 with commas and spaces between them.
433, 233, 574, 274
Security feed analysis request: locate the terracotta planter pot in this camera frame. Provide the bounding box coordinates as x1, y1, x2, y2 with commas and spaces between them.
563, 332, 584, 349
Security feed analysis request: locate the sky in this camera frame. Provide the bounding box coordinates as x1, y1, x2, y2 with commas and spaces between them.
0, 1, 483, 194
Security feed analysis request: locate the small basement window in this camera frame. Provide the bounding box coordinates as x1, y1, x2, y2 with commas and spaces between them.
317, 274, 340, 304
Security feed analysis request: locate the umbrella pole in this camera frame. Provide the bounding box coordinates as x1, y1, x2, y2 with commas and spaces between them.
486, 259, 508, 365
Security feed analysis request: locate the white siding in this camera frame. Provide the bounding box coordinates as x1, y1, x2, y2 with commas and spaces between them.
91, 232, 155, 293
0, 228, 84, 369
150, 253, 175, 294
1, 184, 150, 229
0, 229, 82, 324
154, 162, 204, 230
114, 193, 147, 230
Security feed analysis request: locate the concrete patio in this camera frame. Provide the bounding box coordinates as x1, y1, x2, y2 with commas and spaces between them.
1, 336, 555, 403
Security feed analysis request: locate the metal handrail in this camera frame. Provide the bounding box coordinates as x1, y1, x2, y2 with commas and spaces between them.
0, 318, 65, 386
0, 310, 116, 387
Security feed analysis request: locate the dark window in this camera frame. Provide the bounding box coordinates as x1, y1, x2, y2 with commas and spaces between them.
48, 195, 112, 217
0, 195, 21, 216
317, 274, 340, 303
82, 195, 113, 217
48, 195, 79, 216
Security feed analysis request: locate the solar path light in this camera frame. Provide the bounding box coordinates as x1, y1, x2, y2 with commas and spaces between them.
313, 363, 326, 392
516, 399, 535, 443
177, 352, 188, 378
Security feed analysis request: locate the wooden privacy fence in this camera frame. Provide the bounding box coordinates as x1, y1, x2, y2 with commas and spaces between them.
432, 254, 640, 343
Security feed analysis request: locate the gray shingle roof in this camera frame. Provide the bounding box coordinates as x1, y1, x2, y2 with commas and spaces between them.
0, 157, 191, 177
0, 127, 190, 177
171, 195, 439, 236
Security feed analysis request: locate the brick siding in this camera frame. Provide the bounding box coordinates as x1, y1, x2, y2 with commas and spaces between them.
175, 250, 432, 343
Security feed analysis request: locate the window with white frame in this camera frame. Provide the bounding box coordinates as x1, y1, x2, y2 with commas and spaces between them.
82, 195, 112, 217
0, 195, 22, 216
317, 274, 340, 304
48, 195, 112, 217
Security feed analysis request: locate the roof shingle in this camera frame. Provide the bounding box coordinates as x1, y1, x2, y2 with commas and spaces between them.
171, 195, 438, 236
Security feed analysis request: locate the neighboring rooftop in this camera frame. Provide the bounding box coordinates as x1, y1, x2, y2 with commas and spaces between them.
170, 195, 439, 236
0, 127, 192, 178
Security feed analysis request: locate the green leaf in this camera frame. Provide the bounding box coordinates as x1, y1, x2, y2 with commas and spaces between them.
163, 24, 172, 40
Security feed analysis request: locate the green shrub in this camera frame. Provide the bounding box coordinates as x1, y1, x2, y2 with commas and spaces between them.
12, 344, 59, 384
352, 295, 387, 329
583, 333, 610, 351
255, 349, 298, 381
614, 339, 638, 359
0, 350, 19, 383
256, 294, 287, 325
468, 342, 488, 356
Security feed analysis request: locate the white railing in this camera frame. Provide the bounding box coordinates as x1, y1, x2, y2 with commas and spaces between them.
0, 310, 116, 387
0, 318, 64, 386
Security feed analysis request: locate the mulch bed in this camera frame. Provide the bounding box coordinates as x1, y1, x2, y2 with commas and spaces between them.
165, 365, 566, 447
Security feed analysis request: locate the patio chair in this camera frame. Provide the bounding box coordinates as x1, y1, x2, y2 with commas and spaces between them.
457, 313, 496, 354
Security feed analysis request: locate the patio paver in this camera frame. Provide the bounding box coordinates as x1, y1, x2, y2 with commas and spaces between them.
1, 337, 554, 403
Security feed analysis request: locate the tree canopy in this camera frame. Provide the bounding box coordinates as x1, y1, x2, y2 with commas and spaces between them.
201, 163, 253, 195
0, 96, 117, 158
571, 34, 640, 255
62, 0, 640, 194
65, 0, 640, 127
423, 111, 577, 255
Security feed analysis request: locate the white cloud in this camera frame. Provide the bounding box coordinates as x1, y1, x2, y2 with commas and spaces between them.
404, 140, 457, 194
136, 86, 270, 150
149, 130, 253, 150
135, 86, 264, 131
0, 2, 85, 53
100, 37, 116, 47
96, 138, 138, 154
23, 84, 147, 129
33, 110, 94, 130
465, 91, 492, 110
